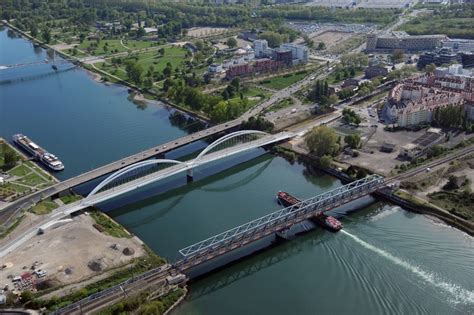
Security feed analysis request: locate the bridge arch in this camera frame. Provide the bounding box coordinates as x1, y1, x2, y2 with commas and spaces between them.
87, 159, 184, 198
193, 130, 268, 164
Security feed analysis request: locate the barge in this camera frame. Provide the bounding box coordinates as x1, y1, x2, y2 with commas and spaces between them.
276, 191, 342, 232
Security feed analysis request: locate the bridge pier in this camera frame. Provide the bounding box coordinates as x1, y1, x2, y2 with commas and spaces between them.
187, 168, 194, 182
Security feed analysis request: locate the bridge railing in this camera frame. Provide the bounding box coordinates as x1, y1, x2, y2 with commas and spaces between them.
177, 175, 384, 260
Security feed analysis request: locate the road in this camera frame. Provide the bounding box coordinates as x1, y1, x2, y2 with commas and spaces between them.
0, 132, 293, 258
0, 62, 334, 226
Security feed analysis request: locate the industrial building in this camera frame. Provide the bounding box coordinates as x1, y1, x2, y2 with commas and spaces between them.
366, 32, 447, 52
280, 43, 309, 65
399, 128, 444, 160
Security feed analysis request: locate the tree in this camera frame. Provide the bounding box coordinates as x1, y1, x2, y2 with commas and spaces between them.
30, 24, 38, 37
41, 28, 51, 43
226, 37, 237, 48
230, 77, 240, 92
425, 63, 437, 73
392, 49, 405, 63
344, 134, 362, 149
125, 61, 143, 85
305, 126, 340, 157
195, 39, 204, 51
136, 27, 146, 38
210, 101, 228, 122
163, 63, 172, 77
259, 31, 287, 48
3, 148, 18, 168
20, 290, 34, 304
222, 89, 230, 100
342, 108, 361, 125
317, 42, 326, 50
319, 155, 332, 168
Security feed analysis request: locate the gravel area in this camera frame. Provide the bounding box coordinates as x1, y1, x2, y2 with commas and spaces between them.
0, 214, 144, 291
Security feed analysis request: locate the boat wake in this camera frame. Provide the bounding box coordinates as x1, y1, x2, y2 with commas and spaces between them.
341, 230, 474, 306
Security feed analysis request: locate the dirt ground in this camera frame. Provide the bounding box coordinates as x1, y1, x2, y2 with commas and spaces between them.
0, 214, 144, 292
334, 105, 426, 176
187, 27, 229, 38
310, 31, 354, 49
404, 155, 474, 198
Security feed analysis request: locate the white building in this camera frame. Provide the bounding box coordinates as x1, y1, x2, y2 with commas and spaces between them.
280, 43, 309, 64
208, 63, 223, 73
254, 40, 268, 58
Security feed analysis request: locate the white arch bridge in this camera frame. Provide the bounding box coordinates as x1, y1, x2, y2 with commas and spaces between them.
57, 130, 294, 217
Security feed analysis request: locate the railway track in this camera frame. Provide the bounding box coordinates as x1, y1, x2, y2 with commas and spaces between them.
386, 145, 474, 184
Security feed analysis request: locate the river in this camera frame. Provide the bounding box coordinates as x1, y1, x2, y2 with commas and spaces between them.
1, 28, 473, 314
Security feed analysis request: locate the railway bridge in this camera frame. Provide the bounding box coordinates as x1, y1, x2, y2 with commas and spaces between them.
174, 174, 384, 271
54, 174, 385, 315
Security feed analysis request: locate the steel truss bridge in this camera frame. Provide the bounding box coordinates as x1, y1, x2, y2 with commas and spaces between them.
53, 130, 293, 217
175, 174, 384, 271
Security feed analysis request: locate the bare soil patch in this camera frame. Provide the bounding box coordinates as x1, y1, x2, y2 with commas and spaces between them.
0, 214, 144, 290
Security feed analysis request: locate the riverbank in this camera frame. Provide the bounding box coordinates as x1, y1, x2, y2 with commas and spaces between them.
280, 144, 474, 236
1, 21, 211, 124
0, 138, 58, 208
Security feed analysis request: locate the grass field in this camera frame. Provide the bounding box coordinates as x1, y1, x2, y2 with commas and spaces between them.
77, 39, 158, 56
264, 97, 295, 113
259, 71, 309, 90
60, 194, 83, 204
90, 211, 131, 238
31, 200, 58, 215
98, 46, 189, 82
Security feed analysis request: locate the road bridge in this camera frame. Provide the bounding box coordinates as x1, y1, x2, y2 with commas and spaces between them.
0, 62, 334, 227
0, 130, 293, 258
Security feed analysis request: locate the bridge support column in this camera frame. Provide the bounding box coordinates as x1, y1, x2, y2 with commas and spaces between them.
187, 168, 194, 182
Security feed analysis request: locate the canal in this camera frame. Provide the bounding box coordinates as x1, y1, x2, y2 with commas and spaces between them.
1, 28, 473, 314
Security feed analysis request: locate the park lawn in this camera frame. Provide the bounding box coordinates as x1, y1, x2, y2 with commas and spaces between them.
18, 172, 48, 186
100, 46, 189, 81
326, 69, 364, 84
77, 38, 157, 56
61, 47, 89, 58
3, 183, 30, 194
78, 39, 128, 55
260, 71, 308, 90
30, 200, 58, 215
96, 62, 128, 81
9, 164, 30, 177
122, 39, 158, 50
134, 46, 188, 72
